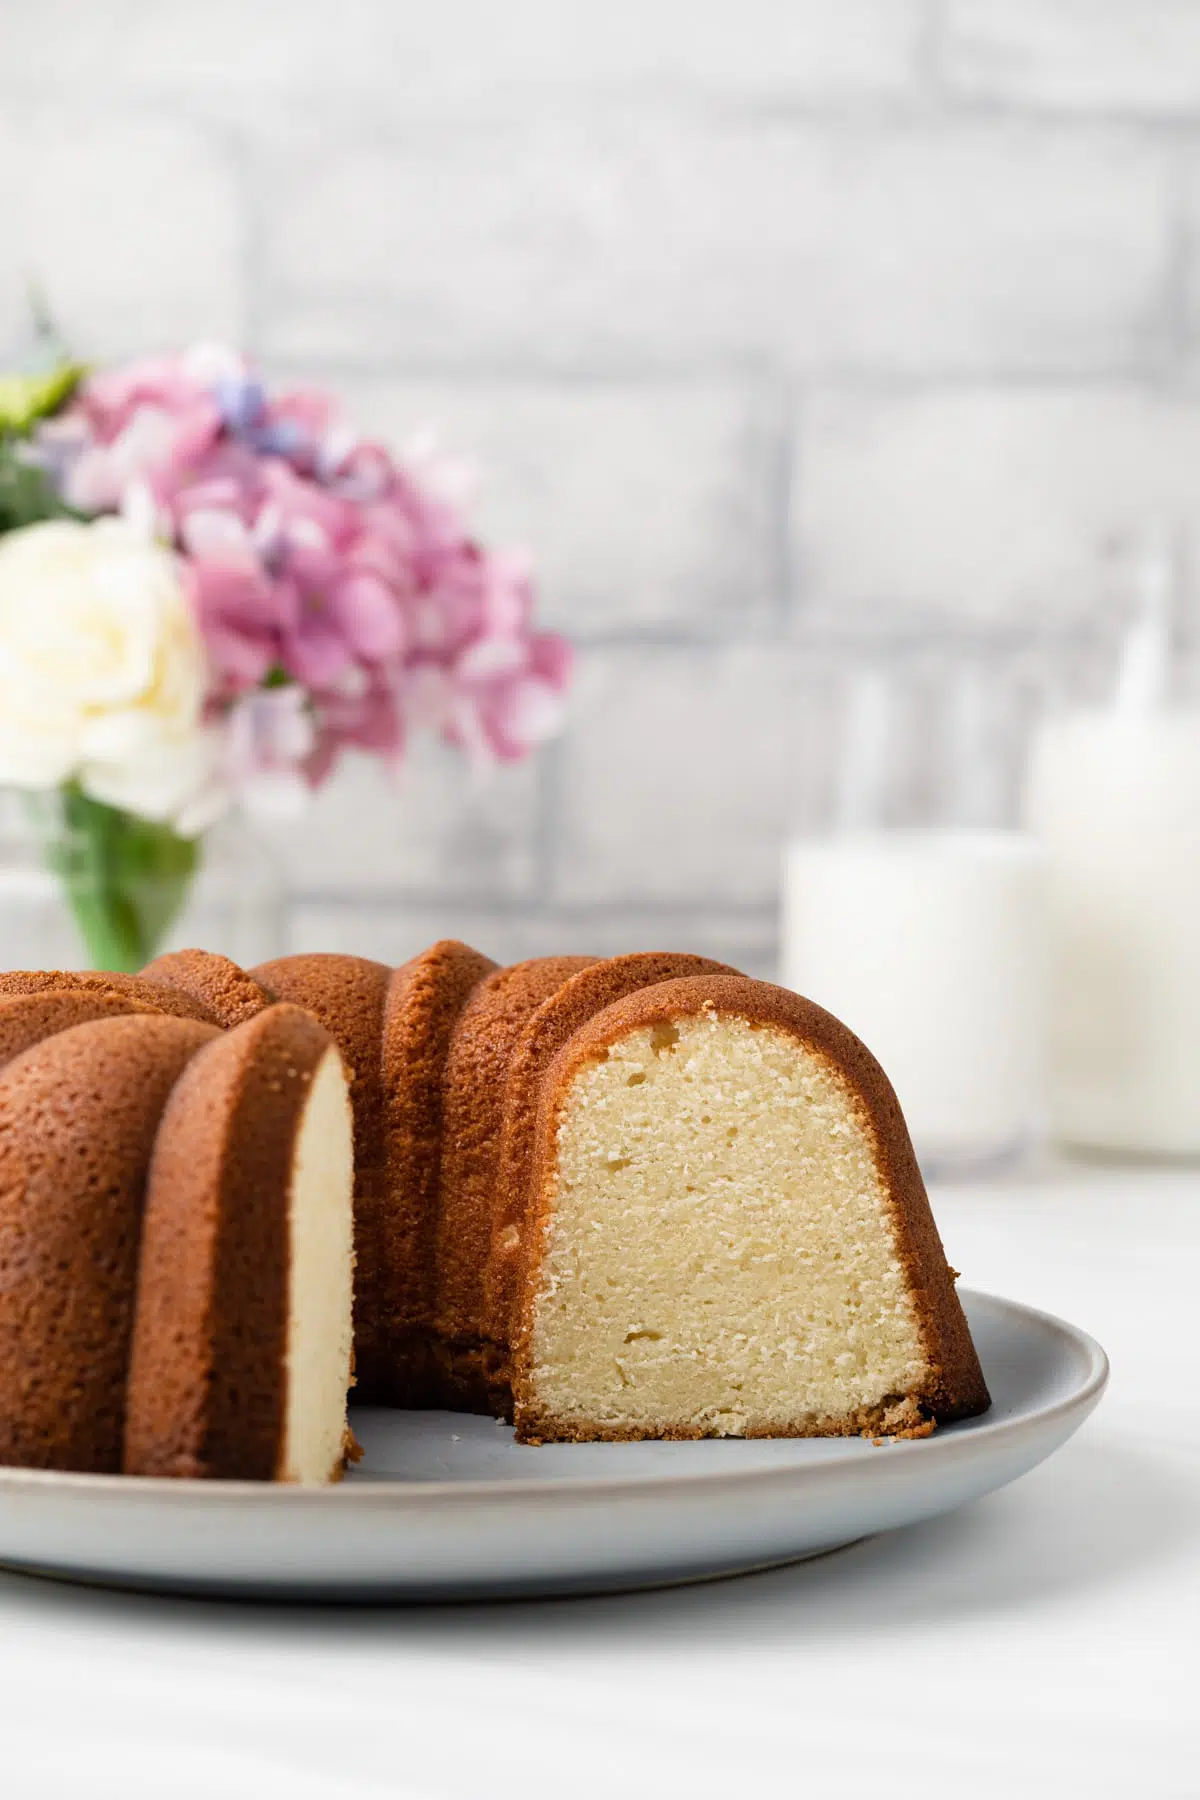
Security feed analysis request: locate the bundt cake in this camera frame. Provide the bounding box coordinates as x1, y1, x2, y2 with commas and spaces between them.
509, 975, 989, 1442
251, 954, 393, 1399
140, 948, 274, 1028
0, 967, 222, 1025
379, 939, 497, 1404
481, 951, 735, 1410
0, 1012, 219, 1471
0, 987, 161, 1069
430, 955, 597, 1408
0, 939, 988, 1478
241, 944, 985, 1437
0, 991, 354, 1481
124, 1004, 355, 1483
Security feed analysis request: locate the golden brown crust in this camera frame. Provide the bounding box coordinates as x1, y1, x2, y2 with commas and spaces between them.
0, 968, 221, 1025
481, 952, 736, 1414
140, 949, 274, 1029
518, 1396, 938, 1445
510, 974, 990, 1442
0, 1014, 219, 1472
431, 955, 596, 1408
0, 989, 153, 1070
0, 942, 988, 1460
124, 1005, 334, 1481
252, 954, 393, 1398
378, 940, 497, 1404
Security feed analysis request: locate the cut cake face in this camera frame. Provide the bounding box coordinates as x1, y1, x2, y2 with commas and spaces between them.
279, 1037, 358, 1483
481, 950, 734, 1410
512, 976, 989, 1444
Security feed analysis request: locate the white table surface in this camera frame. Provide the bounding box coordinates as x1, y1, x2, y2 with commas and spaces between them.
0, 1160, 1195, 1800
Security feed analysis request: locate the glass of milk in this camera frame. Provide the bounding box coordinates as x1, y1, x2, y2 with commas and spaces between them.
1024, 531, 1200, 1159
780, 637, 1049, 1175
1026, 714, 1200, 1157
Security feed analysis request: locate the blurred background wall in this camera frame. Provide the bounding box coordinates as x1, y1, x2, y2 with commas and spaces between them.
5, 0, 1199, 972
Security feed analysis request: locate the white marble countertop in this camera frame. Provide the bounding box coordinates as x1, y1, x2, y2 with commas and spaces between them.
0, 1160, 1195, 1799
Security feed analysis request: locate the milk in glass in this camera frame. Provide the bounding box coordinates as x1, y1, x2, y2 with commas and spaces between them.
782, 832, 1046, 1171
1027, 713, 1200, 1157
1025, 534, 1200, 1158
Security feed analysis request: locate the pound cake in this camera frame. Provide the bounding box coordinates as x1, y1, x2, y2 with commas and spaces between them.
0, 966, 222, 1024
378, 939, 497, 1403
252, 954, 393, 1398
0, 1013, 218, 1470
510, 975, 988, 1441
0, 988, 161, 1069
0, 940, 987, 1476
141, 948, 274, 1029
430, 955, 597, 1408
124, 1005, 355, 1483
481, 951, 734, 1410
0, 985, 354, 1481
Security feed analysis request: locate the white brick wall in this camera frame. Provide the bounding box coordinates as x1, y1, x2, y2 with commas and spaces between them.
262, 118, 1171, 377
0, 108, 244, 356
255, 741, 539, 901
327, 377, 782, 637
0, 1, 926, 104
1, 2, 1197, 973
794, 387, 1200, 625
552, 642, 848, 908
942, 1, 1200, 114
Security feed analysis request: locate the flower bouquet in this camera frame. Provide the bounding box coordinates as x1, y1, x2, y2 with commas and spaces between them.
0, 339, 570, 972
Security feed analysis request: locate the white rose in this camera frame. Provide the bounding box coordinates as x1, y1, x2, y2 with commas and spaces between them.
0, 518, 224, 832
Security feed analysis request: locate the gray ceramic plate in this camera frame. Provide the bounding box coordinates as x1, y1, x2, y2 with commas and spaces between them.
0, 1291, 1106, 1601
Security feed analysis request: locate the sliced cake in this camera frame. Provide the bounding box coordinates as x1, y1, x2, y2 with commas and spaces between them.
430, 955, 596, 1409
0, 941, 990, 1472
0, 967, 222, 1025
511, 974, 989, 1443
0, 988, 155, 1070
141, 948, 274, 1028
378, 939, 497, 1404
481, 951, 733, 1413
0, 1014, 219, 1471
252, 954, 392, 1399
124, 1004, 355, 1483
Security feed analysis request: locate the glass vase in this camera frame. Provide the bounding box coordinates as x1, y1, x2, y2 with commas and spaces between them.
0, 791, 286, 974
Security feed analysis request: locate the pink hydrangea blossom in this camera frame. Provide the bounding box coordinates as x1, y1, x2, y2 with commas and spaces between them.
34, 348, 571, 808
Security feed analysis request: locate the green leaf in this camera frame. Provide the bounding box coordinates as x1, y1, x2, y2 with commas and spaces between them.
0, 361, 88, 435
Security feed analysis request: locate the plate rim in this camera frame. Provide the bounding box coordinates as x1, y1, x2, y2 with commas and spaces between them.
0, 1288, 1108, 1509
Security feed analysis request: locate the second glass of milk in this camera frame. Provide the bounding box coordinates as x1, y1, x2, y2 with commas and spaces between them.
780, 640, 1049, 1175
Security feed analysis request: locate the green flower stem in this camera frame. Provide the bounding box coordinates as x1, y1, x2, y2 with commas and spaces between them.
45, 786, 200, 973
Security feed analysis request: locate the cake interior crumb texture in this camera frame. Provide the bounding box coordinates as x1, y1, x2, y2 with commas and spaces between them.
279, 1046, 356, 1483
528, 1011, 929, 1437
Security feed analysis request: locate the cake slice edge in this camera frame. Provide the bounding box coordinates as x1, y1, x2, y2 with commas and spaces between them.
511, 974, 990, 1445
